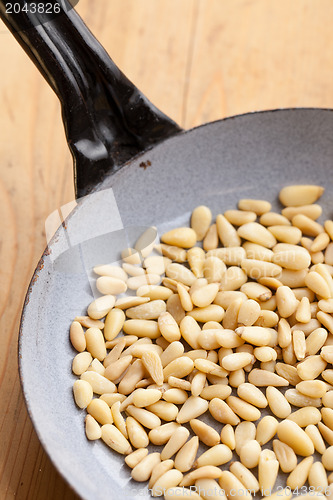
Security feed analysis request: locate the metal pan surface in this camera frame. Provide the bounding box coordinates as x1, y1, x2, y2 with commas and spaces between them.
20, 108, 333, 500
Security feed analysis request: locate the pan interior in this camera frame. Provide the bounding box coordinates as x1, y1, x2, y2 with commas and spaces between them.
20, 109, 333, 500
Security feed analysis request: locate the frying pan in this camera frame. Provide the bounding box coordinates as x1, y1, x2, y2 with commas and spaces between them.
2, 1, 333, 499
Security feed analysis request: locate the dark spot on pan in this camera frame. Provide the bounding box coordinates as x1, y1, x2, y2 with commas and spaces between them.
139, 160, 152, 170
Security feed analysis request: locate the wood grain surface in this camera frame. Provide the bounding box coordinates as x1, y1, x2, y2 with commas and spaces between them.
1, 0, 333, 498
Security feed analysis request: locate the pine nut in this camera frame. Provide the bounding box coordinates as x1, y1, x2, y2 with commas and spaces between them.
285, 388, 321, 408
219, 470, 252, 500
148, 459, 174, 489
322, 407, 333, 429
320, 348, 333, 363
223, 297, 243, 330
266, 386, 291, 418
287, 406, 321, 427
276, 286, 298, 318
239, 198, 272, 215
286, 456, 313, 489
305, 424, 326, 454
70, 321, 86, 352
322, 446, 333, 470
220, 267, 247, 291
160, 426, 189, 460
279, 185, 324, 207
277, 419, 314, 456
254, 346, 277, 362
297, 355, 327, 380
174, 436, 199, 472
168, 377, 191, 391
272, 439, 297, 473
226, 396, 261, 421
75, 316, 105, 329
323, 391, 333, 408
204, 256, 227, 283
115, 296, 150, 309
162, 228, 197, 249
85, 414, 101, 440
220, 424, 235, 450
140, 351, 163, 386
194, 443, 232, 468
126, 300, 166, 320
209, 398, 240, 425
104, 355, 132, 382
132, 388, 162, 407
256, 415, 279, 445
125, 416, 148, 448
322, 370, 333, 385
194, 358, 228, 378
309, 461, 328, 491
72, 352, 93, 376
100, 394, 126, 406
293, 214, 324, 237
236, 382, 267, 408
189, 419, 220, 447
131, 452, 161, 482
235, 326, 271, 346
144, 400, 177, 421
200, 384, 232, 401
240, 440, 261, 468
126, 405, 161, 429
122, 262, 145, 277
87, 360, 105, 377
238, 299, 261, 326
157, 243, 187, 263
282, 203, 322, 220
163, 356, 194, 381
208, 247, 247, 266
102, 309, 125, 341
179, 316, 201, 349
73, 380, 93, 409
326, 244, 333, 265
292, 330, 306, 361
269, 225, 302, 244
258, 449, 279, 495
187, 304, 225, 323
187, 247, 205, 278
243, 241, 274, 262
127, 274, 161, 291
318, 422, 333, 446
296, 380, 327, 398
191, 283, 219, 308
203, 224, 219, 251
191, 206, 212, 241
85, 328, 107, 361
241, 259, 282, 280
279, 268, 308, 287
87, 399, 113, 425
216, 214, 241, 247
163, 388, 188, 404
160, 341, 184, 367
247, 368, 289, 387
137, 285, 173, 301
123, 319, 160, 339
319, 312, 333, 335
238, 222, 276, 248
181, 466, 223, 487
148, 422, 181, 445
234, 421, 256, 455
177, 396, 209, 423
224, 209, 257, 226
81, 371, 116, 395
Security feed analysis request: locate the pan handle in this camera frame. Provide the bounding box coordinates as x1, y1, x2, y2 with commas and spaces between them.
0, 0, 182, 198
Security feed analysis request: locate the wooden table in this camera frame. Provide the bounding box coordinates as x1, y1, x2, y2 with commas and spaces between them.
1, 0, 333, 498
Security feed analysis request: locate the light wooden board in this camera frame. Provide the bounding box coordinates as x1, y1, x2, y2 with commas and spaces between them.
1, 0, 333, 498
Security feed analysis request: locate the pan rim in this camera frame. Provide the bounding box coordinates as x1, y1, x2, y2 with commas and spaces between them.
17, 106, 333, 498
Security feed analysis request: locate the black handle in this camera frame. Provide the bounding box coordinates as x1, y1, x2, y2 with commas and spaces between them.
0, 0, 182, 198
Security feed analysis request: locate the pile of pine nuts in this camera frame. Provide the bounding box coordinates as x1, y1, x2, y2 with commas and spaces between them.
70, 184, 333, 499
